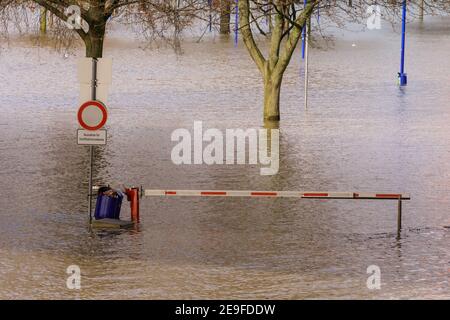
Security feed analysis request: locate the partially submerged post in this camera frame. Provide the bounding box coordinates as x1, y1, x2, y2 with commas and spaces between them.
234, 0, 239, 47
398, 0, 407, 86
419, 0, 424, 22
302, 0, 310, 109
304, 19, 309, 109
301, 0, 307, 59
125, 187, 140, 222
397, 195, 402, 238
208, 0, 212, 32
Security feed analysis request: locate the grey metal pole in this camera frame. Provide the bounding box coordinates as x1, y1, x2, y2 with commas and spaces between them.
88, 145, 94, 223
304, 22, 309, 109
397, 196, 402, 238
91, 58, 97, 100
88, 58, 98, 223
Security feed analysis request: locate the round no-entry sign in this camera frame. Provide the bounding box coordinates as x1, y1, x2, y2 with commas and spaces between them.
77, 100, 108, 131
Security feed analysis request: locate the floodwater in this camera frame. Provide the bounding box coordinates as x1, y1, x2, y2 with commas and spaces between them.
0, 18, 449, 299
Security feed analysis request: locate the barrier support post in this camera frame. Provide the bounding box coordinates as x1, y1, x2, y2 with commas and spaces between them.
397, 196, 402, 238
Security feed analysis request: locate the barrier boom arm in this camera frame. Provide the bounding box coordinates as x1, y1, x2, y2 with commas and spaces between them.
93, 186, 410, 238
143, 189, 410, 200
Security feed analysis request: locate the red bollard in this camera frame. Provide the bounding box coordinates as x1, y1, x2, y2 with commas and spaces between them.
125, 187, 140, 222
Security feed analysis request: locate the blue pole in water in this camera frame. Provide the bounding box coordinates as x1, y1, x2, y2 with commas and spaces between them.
301, 0, 307, 59
317, 4, 320, 23
398, 0, 407, 86
234, 0, 239, 47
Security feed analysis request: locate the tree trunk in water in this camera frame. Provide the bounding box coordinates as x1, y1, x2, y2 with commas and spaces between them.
85, 35, 104, 58
307, 16, 311, 40
238, 0, 316, 123
220, 0, 231, 34
39, 7, 47, 35
419, 0, 424, 22
84, 24, 106, 58
263, 73, 282, 121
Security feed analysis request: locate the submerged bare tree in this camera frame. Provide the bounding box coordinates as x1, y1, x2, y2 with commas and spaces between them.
1, 0, 449, 121
0, 0, 208, 57
238, 0, 320, 121
219, 0, 232, 34
238, 0, 450, 122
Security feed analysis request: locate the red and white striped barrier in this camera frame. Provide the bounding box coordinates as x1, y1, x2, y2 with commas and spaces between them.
144, 189, 410, 200
143, 189, 409, 237
92, 186, 409, 236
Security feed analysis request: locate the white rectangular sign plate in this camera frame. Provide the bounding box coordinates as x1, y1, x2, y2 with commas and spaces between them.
79, 84, 109, 105
77, 129, 107, 146
78, 58, 112, 105
77, 58, 112, 85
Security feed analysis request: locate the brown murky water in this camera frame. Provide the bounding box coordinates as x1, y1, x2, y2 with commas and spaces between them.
0, 19, 449, 299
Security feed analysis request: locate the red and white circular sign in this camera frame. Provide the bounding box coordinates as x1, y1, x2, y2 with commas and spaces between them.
77, 100, 108, 131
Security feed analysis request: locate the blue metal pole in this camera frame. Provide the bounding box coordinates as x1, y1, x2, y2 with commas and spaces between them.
301, 0, 307, 59
317, 4, 320, 23
235, 0, 238, 47
399, 0, 407, 86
